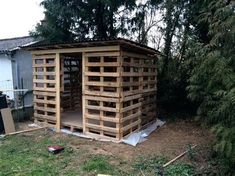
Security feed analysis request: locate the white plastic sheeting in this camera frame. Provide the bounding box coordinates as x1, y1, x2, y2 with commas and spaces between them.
122, 119, 165, 146
32, 119, 165, 145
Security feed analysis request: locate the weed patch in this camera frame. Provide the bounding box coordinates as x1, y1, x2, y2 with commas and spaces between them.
133, 155, 195, 176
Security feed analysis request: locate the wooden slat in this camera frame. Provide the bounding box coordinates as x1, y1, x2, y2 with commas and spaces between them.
122, 119, 141, 132
35, 106, 56, 113
32, 45, 120, 55
84, 51, 120, 57
86, 81, 118, 87
34, 113, 56, 120
34, 87, 56, 92
86, 123, 118, 133
86, 105, 118, 113
33, 64, 56, 67
86, 62, 119, 67
34, 91, 56, 96
33, 54, 56, 59
85, 72, 119, 77
33, 72, 56, 76
121, 111, 141, 123
84, 90, 119, 98
33, 79, 56, 84
34, 99, 56, 105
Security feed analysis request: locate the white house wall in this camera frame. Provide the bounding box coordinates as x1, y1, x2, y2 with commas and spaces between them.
0, 54, 14, 99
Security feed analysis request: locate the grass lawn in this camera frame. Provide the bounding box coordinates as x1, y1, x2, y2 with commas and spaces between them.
0, 119, 215, 175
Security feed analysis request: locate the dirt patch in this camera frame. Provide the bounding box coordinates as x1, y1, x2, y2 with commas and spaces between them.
14, 120, 35, 131
66, 119, 215, 171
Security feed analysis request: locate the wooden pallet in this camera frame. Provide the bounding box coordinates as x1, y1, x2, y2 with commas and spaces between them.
34, 117, 82, 132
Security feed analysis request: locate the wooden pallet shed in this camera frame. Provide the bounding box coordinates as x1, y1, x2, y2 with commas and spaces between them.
26, 38, 161, 141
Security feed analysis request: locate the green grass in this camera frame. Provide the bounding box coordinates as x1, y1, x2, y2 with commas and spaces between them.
0, 131, 197, 176
133, 155, 195, 176
82, 156, 118, 175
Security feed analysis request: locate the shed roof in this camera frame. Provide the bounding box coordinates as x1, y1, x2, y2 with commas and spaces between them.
0, 36, 37, 54
24, 37, 162, 56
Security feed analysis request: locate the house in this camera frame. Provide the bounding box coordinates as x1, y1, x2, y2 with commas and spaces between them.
0, 36, 37, 107
25, 38, 160, 141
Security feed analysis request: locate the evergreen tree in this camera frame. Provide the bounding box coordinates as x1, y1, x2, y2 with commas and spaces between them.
187, 0, 235, 172
31, 0, 136, 42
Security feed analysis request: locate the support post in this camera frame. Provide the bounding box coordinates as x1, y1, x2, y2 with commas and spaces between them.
55, 53, 61, 132
82, 52, 86, 133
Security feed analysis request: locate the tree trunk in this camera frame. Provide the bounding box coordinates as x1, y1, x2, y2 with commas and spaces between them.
162, 0, 184, 76
95, 2, 107, 38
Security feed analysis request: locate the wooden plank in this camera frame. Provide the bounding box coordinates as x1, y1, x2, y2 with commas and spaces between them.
82, 52, 86, 133
33, 79, 56, 84
5, 127, 46, 136
34, 91, 56, 96
85, 51, 120, 57
122, 94, 142, 101
55, 53, 61, 132
34, 99, 56, 105
86, 81, 119, 87
86, 123, 118, 133
33, 54, 56, 59
34, 113, 56, 120
33, 64, 56, 67
122, 90, 142, 97
84, 90, 119, 98
121, 102, 142, 113
33, 72, 56, 76
122, 82, 140, 87
85, 72, 119, 77
85, 105, 118, 113
84, 95, 119, 102
121, 111, 141, 123
1, 108, 15, 134
32, 45, 120, 55
86, 62, 119, 67
85, 114, 119, 123
122, 51, 152, 60
34, 106, 56, 113
122, 119, 141, 132
33, 87, 56, 92
121, 72, 142, 77
84, 131, 120, 141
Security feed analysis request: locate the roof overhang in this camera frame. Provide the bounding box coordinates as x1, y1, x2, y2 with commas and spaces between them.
23, 38, 163, 56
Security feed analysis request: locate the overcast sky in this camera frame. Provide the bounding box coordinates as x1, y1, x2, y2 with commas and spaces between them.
0, 0, 44, 39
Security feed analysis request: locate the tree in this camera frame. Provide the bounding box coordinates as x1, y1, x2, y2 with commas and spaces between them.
156, 0, 196, 111
130, 0, 163, 45
187, 0, 235, 172
31, 0, 136, 42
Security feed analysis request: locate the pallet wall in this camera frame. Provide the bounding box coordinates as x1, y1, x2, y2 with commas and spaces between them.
83, 51, 122, 139
83, 50, 157, 140
121, 51, 157, 135
33, 54, 58, 123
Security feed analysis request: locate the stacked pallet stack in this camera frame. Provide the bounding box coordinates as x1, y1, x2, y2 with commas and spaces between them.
33, 54, 58, 123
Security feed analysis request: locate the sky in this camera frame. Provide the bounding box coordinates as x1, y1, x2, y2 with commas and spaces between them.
0, 0, 44, 39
